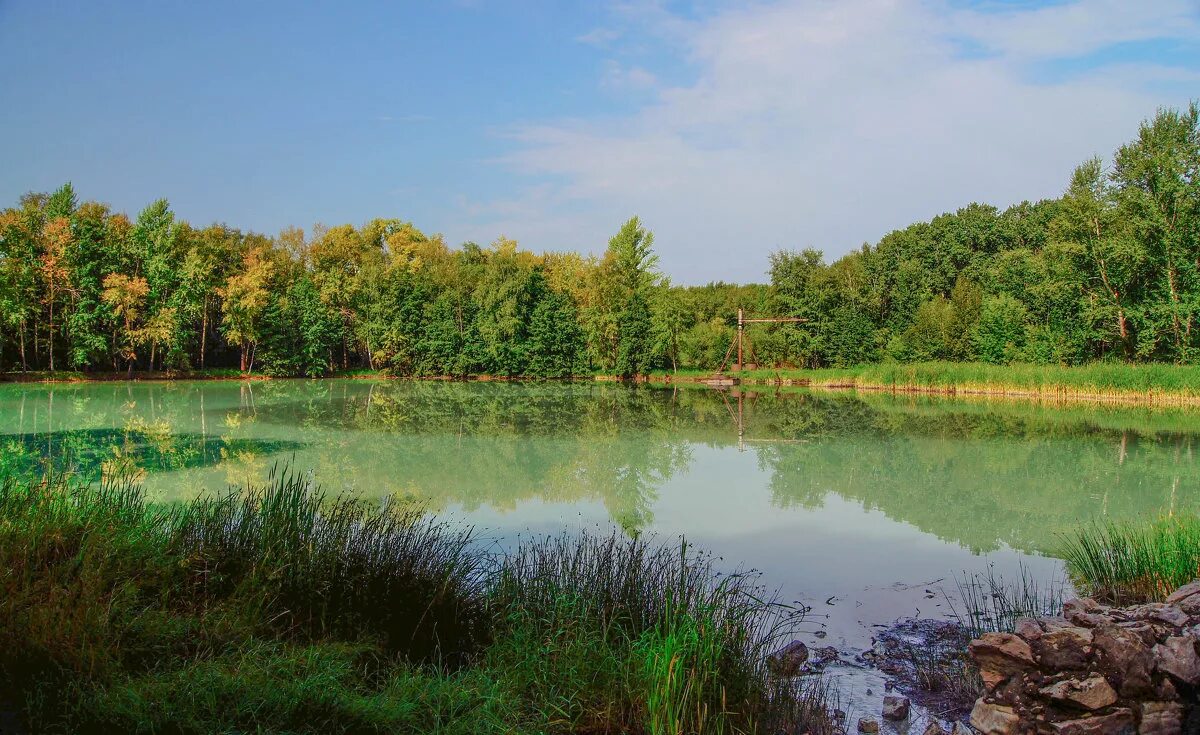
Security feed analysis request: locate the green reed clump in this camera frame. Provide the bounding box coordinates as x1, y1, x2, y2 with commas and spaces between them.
490, 533, 828, 735
1061, 514, 1200, 604
167, 467, 490, 664
0, 470, 832, 734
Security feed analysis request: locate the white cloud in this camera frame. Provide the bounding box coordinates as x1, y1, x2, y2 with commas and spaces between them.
455, 0, 1200, 283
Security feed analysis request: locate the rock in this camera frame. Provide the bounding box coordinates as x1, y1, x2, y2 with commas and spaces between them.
1091, 625, 1154, 697
1034, 627, 1094, 670
856, 717, 879, 733
814, 646, 840, 664
1153, 635, 1200, 685
1039, 675, 1118, 710
922, 722, 947, 735
1065, 599, 1111, 628
970, 632, 1036, 677
882, 695, 910, 721
767, 640, 809, 677
1015, 617, 1044, 640
1049, 708, 1134, 735
1164, 580, 1200, 607
1140, 702, 1184, 735
970, 701, 1020, 735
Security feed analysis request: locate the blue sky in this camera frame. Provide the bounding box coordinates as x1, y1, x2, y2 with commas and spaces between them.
2, 0, 1198, 284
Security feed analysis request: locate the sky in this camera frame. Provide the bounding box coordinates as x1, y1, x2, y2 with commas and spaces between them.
1, 0, 1198, 284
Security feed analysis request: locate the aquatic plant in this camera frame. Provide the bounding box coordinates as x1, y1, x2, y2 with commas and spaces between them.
949, 564, 1066, 638
1061, 513, 1200, 604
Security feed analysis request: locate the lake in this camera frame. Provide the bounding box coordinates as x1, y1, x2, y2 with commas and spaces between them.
2, 379, 1197, 650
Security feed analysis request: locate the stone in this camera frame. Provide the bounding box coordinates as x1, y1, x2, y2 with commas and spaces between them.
1065, 599, 1112, 628
970, 701, 1020, 735
1034, 627, 1094, 670
1128, 603, 1190, 628
1039, 676, 1118, 711
1015, 617, 1044, 640
882, 695, 910, 721
1140, 702, 1184, 735
1153, 635, 1200, 684
1164, 580, 1200, 606
980, 667, 1008, 689
814, 645, 840, 663
1091, 625, 1154, 697
857, 717, 879, 733
922, 722, 947, 735
767, 640, 809, 677
1049, 708, 1134, 735
970, 632, 1036, 679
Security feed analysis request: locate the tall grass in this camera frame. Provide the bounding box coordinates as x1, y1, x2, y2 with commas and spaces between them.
490, 533, 825, 734
1061, 514, 1200, 604
729, 361, 1200, 403
0, 469, 830, 734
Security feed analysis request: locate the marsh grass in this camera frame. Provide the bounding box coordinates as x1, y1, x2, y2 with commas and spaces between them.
0, 469, 830, 734
949, 564, 1066, 638
1061, 514, 1200, 604
716, 361, 1200, 403
491, 533, 825, 734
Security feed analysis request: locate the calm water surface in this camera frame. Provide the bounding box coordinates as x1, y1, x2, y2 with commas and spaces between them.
3, 379, 1198, 649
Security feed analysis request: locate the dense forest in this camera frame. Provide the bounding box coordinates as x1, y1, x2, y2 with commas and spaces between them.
1, 104, 1197, 378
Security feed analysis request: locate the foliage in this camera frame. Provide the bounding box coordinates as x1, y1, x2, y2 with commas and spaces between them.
0, 469, 830, 734
1061, 514, 1200, 604
2, 104, 1198, 376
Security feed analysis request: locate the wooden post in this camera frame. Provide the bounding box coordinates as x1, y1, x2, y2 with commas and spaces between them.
737, 308, 744, 370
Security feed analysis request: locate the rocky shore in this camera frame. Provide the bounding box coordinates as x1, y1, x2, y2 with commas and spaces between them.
968, 582, 1200, 735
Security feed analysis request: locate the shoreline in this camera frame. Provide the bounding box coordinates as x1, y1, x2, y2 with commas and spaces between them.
4, 366, 1200, 407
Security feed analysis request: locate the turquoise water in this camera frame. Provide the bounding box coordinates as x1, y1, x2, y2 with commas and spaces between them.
2, 379, 1197, 646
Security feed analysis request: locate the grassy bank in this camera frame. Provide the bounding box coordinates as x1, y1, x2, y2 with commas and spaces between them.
1062, 514, 1200, 604
7, 361, 1200, 405
652, 362, 1200, 404
0, 469, 827, 734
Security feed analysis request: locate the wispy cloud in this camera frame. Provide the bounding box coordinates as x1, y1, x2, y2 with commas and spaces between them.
455, 0, 1200, 283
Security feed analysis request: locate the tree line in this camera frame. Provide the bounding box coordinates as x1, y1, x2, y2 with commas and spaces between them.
1, 104, 1197, 377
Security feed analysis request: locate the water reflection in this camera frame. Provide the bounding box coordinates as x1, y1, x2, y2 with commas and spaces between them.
0, 380, 1195, 556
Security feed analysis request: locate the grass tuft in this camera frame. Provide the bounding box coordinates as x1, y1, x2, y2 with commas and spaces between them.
1061, 514, 1200, 604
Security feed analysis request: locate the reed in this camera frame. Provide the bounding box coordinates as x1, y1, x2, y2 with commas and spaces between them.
1061, 514, 1200, 604
0, 470, 830, 734
731, 361, 1200, 404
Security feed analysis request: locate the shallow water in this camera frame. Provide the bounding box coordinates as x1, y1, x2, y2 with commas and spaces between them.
2, 379, 1198, 653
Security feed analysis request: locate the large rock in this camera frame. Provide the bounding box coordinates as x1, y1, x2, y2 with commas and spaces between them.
970, 632, 1036, 684
1049, 708, 1134, 735
881, 695, 909, 721
856, 717, 879, 733
1092, 625, 1154, 697
1140, 702, 1184, 735
1153, 636, 1200, 685
1039, 676, 1118, 711
1165, 580, 1200, 612
766, 640, 809, 677
1034, 627, 1094, 670
970, 701, 1020, 735
1065, 598, 1111, 628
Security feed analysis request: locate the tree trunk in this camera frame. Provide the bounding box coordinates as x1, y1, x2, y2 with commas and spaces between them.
240, 344, 247, 372
47, 294, 54, 372
18, 325, 26, 372
200, 296, 208, 369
